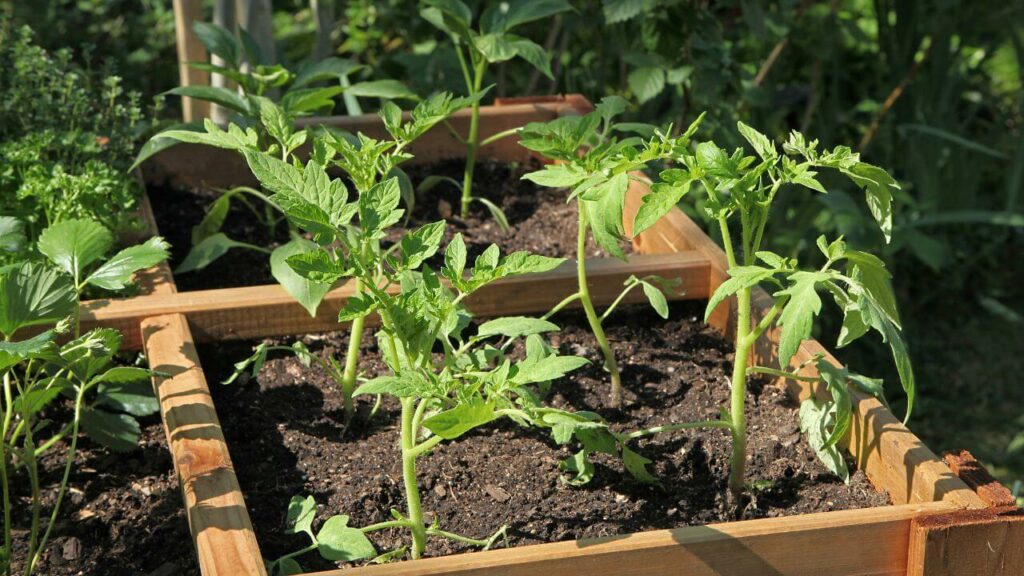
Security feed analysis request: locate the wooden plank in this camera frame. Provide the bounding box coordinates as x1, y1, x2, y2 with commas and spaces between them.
943, 450, 1018, 508
621, 177, 986, 510
301, 502, 956, 576
172, 0, 210, 122
82, 252, 711, 349
143, 313, 266, 576
907, 507, 1024, 576
142, 97, 590, 190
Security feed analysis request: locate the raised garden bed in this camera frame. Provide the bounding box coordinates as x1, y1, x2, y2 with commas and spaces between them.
69, 97, 1021, 576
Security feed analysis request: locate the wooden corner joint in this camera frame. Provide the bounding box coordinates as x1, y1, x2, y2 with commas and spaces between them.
907, 450, 1023, 575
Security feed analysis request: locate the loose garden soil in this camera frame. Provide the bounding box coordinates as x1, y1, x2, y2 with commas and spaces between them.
11, 414, 196, 576
149, 158, 623, 291
198, 301, 889, 572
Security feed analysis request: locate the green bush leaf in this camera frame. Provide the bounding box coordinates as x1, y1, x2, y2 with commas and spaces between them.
345, 80, 418, 101
840, 162, 898, 242
640, 281, 669, 319
736, 121, 777, 161
628, 66, 665, 104
512, 355, 589, 384
522, 165, 586, 188
316, 515, 376, 562
192, 22, 241, 68
166, 85, 250, 115
401, 221, 446, 270
0, 217, 26, 253
799, 398, 850, 483
353, 374, 433, 398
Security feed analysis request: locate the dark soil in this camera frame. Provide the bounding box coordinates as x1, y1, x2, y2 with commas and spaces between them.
10, 415, 196, 576
148, 158, 624, 292
198, 301, 889, 572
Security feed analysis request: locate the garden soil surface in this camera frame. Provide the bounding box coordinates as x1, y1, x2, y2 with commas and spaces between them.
11, 413, 195, 575
196, 301, 889, 572
149, 158, 622, 291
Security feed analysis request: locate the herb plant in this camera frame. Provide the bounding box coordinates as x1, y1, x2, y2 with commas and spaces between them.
519, 98, 691, 407
419, 0, 572, 221
634, 123, 915, 503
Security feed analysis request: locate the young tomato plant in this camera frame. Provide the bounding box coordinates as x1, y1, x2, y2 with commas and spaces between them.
133, 21, 415, 277
419, 0, 572, 221
636, 123, 915, 504
223, 94, 473, 421
518, 98, 696, 407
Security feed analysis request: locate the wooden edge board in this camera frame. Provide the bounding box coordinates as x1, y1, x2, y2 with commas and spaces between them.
142, 96, 589, 191
301, 501, 957, 576
942, 450, 1019, 508
906, 506, 1024, 575
623, 176, 986, 511
81, 252, 710, 349
143, 313, 266, 576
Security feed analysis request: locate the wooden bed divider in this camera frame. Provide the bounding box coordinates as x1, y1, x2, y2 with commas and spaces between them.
91, 96, 1017, 575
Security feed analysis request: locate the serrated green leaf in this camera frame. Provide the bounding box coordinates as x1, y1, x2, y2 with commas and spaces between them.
633, 179, 691, 236
176, 233, 263, 274
704, 266, 775, 322
401, 221, 446, 270
477, 317, 559, 340
628, 66, 665, 104
841, 162, 898, 242
845, 250, 899, 327
444, 234, 468, 282
87, 237, 170, 291
641, 281, 669, 319
736, 121, 776, 161
272, 239, 333, 317
0, 217, 26, 253
512, 355, 589, 384
622, 446, 657, 483
776, 271, 828, 368
497, 252, 564, 276
799, 399, 850, 483
38, 219, 113, 281
0, 262, 76, 338
559, 449, 595, 485
422, 401, 496, 439
353, 374, 432, 398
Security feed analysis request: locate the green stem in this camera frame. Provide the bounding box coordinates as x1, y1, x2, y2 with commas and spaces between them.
541, 292, 581, 321
341, 278, 366, 421
728, 285, 752, 503
362, 520, 411, 533
624, 419, 732, 440
479, 127, 521, 147
0, 373, 11, 574
460, 59, 486, 220
600, 280, 641, 322
400, 398, 427, 559
577, 205, 623, 407
426, 525, 505, 548
27, 386, 86, 574
271, 542, 319, 568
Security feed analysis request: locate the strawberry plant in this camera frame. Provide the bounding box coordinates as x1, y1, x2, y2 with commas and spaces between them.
419, 0, 572, 221
518, 98, 693, 407
633, 122, 914, 503
0, 225, 164, 574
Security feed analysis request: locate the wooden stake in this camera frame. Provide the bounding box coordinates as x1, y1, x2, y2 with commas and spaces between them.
172, 0, 210, 122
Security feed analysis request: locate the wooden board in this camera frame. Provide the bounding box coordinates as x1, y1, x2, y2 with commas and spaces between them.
172, 0, 210, 122
141, 96, 592, 191
143, 313, 266, 576
304, 502, 957, 576
906, 507, 1024, 576
82, 253, 711, 350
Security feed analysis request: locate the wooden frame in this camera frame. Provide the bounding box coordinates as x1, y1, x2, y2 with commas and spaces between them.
88, 96, 1019, 575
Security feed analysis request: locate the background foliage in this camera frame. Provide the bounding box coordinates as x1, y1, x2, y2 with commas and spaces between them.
7, 0, 1022, 491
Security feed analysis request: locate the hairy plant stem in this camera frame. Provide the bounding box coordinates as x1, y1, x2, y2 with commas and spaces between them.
727, 286, 752, 505
340, 278, 366, 421
459, 59, 486, 219
400, 397, 428, 559
577, 207, 622, 407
